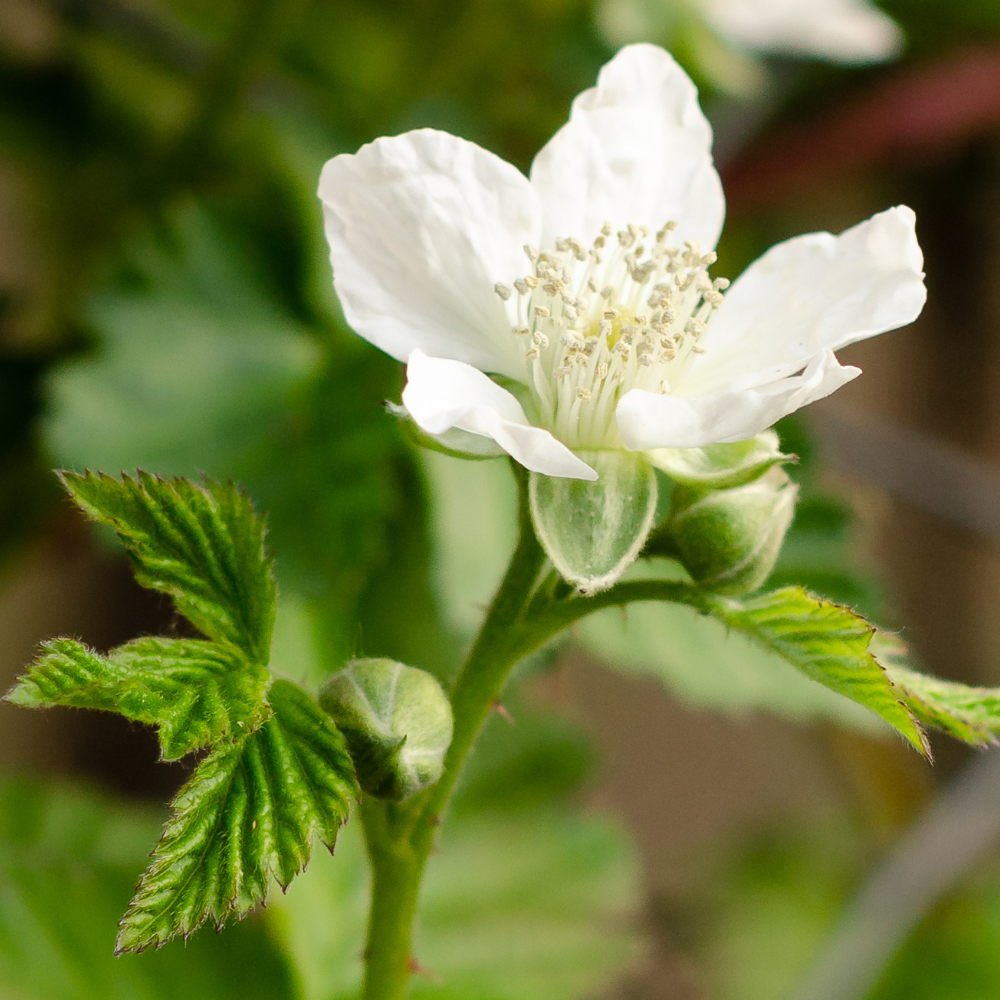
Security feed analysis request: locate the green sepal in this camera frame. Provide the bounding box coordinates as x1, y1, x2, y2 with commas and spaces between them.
319, 658, 453, 802
529, 451, 657, 595
116, 679, 358, 954
706, 587, 927, 754
385, 402, 504, 461
59, 471, 276, 665
6, 637, 270, 760
646, 430, 795, 490
668, 468, 798, 594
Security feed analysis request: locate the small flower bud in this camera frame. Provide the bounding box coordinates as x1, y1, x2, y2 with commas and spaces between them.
667, 468, 798, 595
319, 658, 453, 802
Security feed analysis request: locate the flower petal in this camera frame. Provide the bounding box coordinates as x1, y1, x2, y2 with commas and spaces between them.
319, 129, 541, 380
703, 0, 903, 64
530, 44, 724, 250
683, 206, 925, 396
617, 350, 859, 450
402, 350, 598, 480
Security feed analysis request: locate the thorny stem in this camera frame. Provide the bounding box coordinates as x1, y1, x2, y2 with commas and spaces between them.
359, 462, 705, 999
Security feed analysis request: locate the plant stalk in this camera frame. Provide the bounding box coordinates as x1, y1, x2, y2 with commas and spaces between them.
359, 464, 544, 998
357, 465, 701, 998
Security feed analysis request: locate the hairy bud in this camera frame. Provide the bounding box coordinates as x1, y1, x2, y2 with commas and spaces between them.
319, 658, 453, 802
667, 468, 798, 595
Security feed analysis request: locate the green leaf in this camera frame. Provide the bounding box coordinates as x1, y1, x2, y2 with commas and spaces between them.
275, 807, 642, 1000
706, 587, 927, 753
0, 778, 298, 1000
117, 679, 358, 953
529, 451, 657, 595
871, 634, 1000, 746
61, 471, 276, 664
6, 637, 270, 760
647, 430, 795, 490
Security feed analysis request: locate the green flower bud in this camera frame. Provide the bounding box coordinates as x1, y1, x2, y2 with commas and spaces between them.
319, 658, 453, 802
667, 468, 798, 595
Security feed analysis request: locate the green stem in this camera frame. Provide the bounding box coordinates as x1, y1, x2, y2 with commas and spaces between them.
360, 800, 422, 1000
360, 464, 545, 998
357, 465, 705, 998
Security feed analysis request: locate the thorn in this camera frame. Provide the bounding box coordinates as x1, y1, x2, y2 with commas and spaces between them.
408, 956, 442, 983
491, 699, 515, 724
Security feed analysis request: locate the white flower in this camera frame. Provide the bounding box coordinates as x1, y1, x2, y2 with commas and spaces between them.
701, 0, 903, 64
599, 0, 902, 67
318, 44, 925, 483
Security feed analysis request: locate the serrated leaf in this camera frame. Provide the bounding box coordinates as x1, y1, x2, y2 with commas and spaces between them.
6, 637, 270, 760
60, 471, 276, 664
647, 430, 795, 490
116, 680, 358, 953
706, 587, 927, 754
871, 634, 1000, 746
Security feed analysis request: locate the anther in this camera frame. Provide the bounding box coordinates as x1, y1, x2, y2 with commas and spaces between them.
524, 245, 538, 261
524, 275, 539, 289
577, 388, 592, 401
512, 325, 530, 336
534, 306, 550, 318
494, 282, 512, 300
532, 331, 549, 347
514, 278, 530, 295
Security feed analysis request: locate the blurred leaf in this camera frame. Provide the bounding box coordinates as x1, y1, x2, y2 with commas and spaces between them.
6, 637, 270, 760
61, 470, 276, 665
449, 689, 596, 817
276, 806, 643, 1000
118, 679, 357, 953
0, 778, 297, 1000
705, 587, 926, 753
46, 207, 320, 481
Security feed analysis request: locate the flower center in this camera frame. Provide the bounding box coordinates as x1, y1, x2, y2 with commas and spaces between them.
495, 222, 729, 450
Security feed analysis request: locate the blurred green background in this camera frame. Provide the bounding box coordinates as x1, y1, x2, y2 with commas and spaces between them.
4, 0, 1000, 997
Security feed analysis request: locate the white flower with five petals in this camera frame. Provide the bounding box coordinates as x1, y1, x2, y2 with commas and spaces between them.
318, 43, 925, 485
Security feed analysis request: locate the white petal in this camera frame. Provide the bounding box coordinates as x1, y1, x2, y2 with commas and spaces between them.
683, 206, 925, 396
402, 350, 598, 480
530, 44, 724, 250
617, 350, 859, 450
319, 129, 541, 380
703, 0, 903, 64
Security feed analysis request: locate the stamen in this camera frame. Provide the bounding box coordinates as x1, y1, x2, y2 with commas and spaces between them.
498, 220, 727, 449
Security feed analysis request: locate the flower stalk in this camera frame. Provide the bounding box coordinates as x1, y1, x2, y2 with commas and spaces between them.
359, 463, 546, 999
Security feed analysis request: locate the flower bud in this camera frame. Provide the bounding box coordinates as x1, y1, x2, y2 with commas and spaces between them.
319, 658, 453, 802
667, 468, 798, 595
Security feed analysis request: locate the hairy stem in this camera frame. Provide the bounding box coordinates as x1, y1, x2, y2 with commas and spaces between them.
360, 464, 545, 997
358, 465, 703, 997
360, 800, 422, 1000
